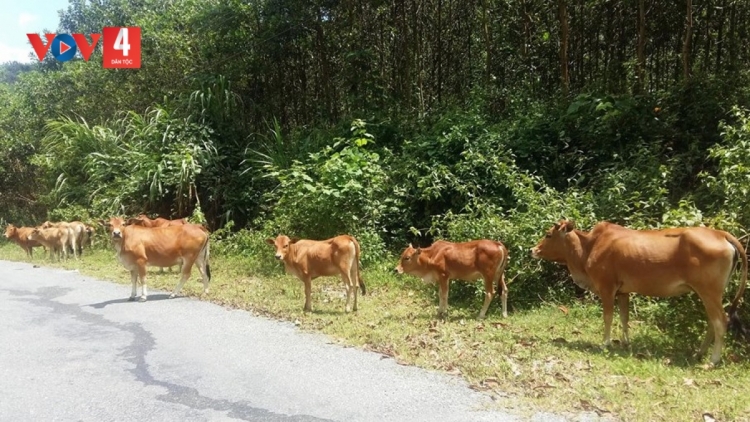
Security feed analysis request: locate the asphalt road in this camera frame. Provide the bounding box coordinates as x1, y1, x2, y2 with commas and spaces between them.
0, 260, 600, 422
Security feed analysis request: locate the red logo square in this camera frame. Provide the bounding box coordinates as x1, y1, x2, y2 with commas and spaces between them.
102, 27, 141, 68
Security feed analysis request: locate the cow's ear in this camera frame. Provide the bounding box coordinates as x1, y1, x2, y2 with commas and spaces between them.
290, 237, 301, 244
563, 220, 576, 232
264, 238, 275, 245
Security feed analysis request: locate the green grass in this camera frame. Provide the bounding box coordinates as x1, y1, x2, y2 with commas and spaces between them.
3, 241, 750, 421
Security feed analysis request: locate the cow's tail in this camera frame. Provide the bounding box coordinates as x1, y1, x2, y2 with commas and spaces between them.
496, 242, 510, 296
353, 237, 366, 295
200, 234, 212, 281
726, 233, 748, 339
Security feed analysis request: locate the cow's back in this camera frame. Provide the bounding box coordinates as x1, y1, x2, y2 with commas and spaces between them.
288, 236, 356, 278
587, 225, 736, 296
120, 224, 208, 268
433, 240, 506, 278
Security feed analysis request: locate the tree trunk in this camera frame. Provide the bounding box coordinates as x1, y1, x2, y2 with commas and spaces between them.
682, 0, 693, 81
558, 0, 570, 95
635, 0, 646, 93
716, 0, 726, 73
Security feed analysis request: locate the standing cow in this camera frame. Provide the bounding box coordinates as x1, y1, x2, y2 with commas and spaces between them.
4, 224, 44, 258
102, 217, 211, 302
265, 234, 366, 313
530, 219, 748, 365
395, 240, 510, 319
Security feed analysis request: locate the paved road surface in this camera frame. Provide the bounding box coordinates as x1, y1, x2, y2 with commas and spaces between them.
0, 260, 598, 421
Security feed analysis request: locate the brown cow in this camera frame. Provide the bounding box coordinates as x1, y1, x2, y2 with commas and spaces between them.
395, 240, 510, 319
265, 235, 366, 313
126, 215, 192, 272
530, 219, 748, 365
28, 227, 70, 261
4, 224, 44, 258
102, 217, 211, 302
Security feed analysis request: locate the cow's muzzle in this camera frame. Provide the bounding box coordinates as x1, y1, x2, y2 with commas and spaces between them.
274, 254, 282, 260
530, 247, 540, 259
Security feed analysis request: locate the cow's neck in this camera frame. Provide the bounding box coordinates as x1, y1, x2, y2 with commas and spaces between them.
282, 246, 300, 274
112, 238, 123, 254
564, 229, 596, 291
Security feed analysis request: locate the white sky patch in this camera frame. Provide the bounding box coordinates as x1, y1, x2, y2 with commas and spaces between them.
0, 42, 33, 64
18, 13, 39, 30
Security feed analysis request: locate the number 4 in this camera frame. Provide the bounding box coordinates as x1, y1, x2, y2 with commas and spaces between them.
114, 27, 130, 57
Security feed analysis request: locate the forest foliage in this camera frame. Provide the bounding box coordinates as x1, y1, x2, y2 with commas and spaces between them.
3, 0, 750, 307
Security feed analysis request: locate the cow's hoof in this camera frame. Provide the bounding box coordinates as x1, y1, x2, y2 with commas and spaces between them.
138, 296, 147, 302
128, 296, 136, 302
169, 294, 177, 299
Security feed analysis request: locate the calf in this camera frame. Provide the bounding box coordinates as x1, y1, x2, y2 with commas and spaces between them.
4, 224, 44, 258
28, 227, 70, 261
395, 240, 510, 319
530, 219, 748, 365
41, 221, 78, 259
265, 235, 366, 313
102, 217, 211, 302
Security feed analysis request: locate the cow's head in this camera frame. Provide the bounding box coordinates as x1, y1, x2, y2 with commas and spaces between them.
40, 221, 55, 229
265, 235, 299, 261
530, 219, 576, 263
395, 243, 421, 274
4, 224, 16, 239
100, 217, 127, 240
28, 227, 43, 241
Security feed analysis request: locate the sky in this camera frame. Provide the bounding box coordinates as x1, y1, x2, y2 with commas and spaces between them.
0, 0, 71, 64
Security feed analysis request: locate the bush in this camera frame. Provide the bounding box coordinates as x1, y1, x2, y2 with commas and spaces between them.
263, 119, 398, 260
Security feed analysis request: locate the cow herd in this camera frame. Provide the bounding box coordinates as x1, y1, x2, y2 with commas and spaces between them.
3, 214, 749, 365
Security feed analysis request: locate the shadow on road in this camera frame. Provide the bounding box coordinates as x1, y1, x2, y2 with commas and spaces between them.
86, 293, 175, 309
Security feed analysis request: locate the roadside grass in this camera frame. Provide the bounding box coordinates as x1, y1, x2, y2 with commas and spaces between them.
3, 242, 750, 421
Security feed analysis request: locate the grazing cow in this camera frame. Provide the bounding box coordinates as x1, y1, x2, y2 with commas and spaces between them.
126, 214, 187, 228
4, 224, 44, 258
101, 217, 211, 302
265, 235, 366, 313
41, 221, 78, 259
395, 240, 510, 319
28, 227, 70, 261
530, 219, 748, 365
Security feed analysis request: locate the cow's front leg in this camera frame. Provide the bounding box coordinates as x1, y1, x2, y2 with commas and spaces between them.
600, 291, 616, 347
138, 264, 148, 302
128, 270, 138, 301
616, 293, 630, 345
303, 277, 312, 313
437, 278, 449, 318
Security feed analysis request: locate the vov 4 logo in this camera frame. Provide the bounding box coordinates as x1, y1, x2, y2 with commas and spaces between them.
27, 27, 141, 69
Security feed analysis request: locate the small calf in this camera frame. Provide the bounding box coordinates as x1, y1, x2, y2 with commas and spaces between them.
265, 235, 366, 313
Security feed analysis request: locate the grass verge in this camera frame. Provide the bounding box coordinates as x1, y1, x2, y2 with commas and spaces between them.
2, 242, 750, 421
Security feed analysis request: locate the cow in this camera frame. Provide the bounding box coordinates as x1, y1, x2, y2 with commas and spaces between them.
530, 219, 748, 365
4, 224, 44, 258
265, 234, 366, 313
126, 214, 188, 228
27, 226, 71, 261
41, 221, 78, 259
395, 240, 510, 319
101, 217, 211, 302
125, 215, 193, 272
